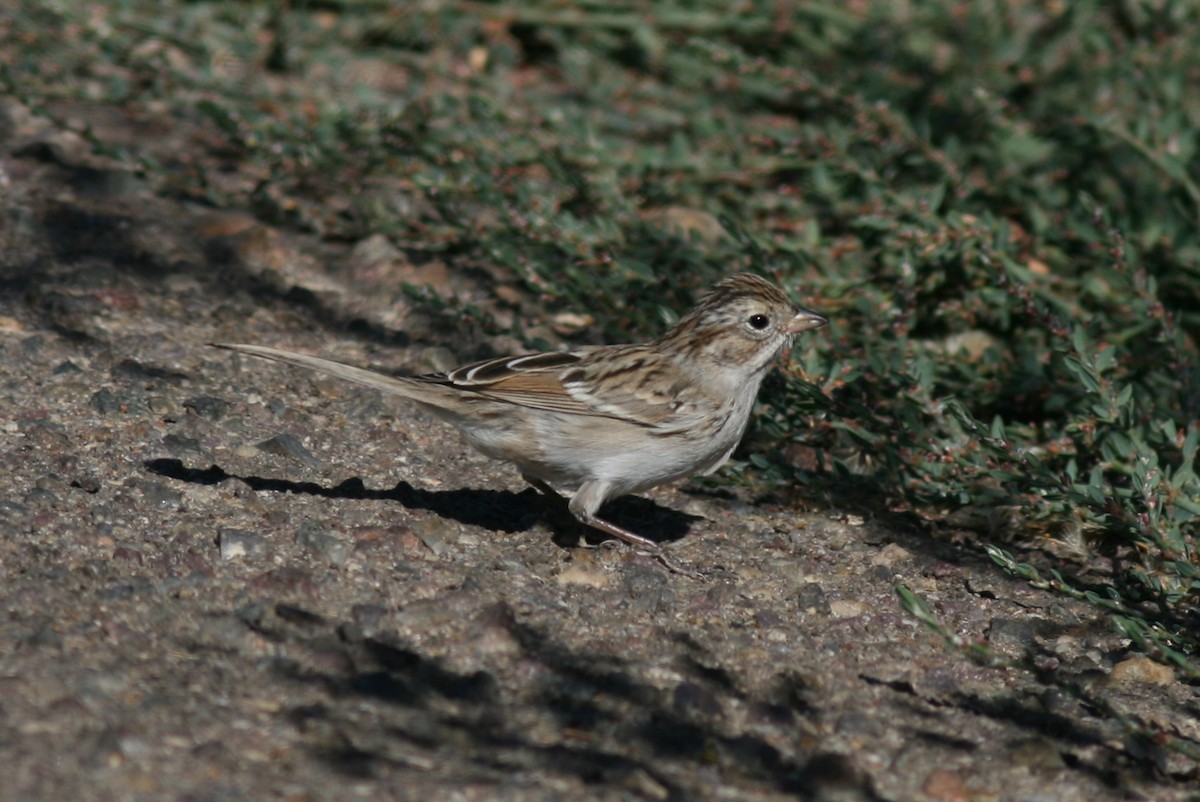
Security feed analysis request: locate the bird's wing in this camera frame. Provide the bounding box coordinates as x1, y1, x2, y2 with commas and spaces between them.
410, 352, 592, 417
418, 350, 599, 417
212, 343, 705, 429
556, 346, 707, 429
425, 347, 703, 428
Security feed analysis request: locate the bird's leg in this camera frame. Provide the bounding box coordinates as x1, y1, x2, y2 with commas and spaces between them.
580, 513, 703, 578
528, 478, 702, 578
524, 475, 656, 548
522, 475, 568, 507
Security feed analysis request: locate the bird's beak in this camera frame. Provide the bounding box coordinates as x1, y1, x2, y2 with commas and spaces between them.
783, 308, 828, 334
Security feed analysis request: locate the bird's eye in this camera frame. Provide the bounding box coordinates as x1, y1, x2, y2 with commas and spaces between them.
748, 314, 771, 330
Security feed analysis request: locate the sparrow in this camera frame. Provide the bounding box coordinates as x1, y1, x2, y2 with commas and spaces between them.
212, 273, 827, 574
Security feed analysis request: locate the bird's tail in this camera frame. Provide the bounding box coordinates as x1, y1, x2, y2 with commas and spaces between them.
210, 343, 429, 399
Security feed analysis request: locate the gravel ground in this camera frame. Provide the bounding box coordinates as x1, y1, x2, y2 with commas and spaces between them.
1, 99, 1197, 802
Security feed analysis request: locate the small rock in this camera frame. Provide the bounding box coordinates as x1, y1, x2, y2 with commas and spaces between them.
294, 520, 350, 566
90, 388, 135, 414
162, 434, 204, 455
870, 542, 912, 567
965, 576, 1004, 599
921, 768, 969, 802
792, 583, 830, 614
556, 563, 609, 588
988, 617, 1044, 656
256, 433, 322, 469
73, 474, 102, 493
52, 360, 82, 375
1109, 656, 1174, 685
829, 599, 867, 619
139, 481, 183, 509
409, 516, 456, 556
183, 395, 230, 421
146, 395, 173, 415
23, 487, 58, 505
623, 564, 674, 615
218, 528, 268, 560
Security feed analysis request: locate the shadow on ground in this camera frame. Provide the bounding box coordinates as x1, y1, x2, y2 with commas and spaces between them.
147, 458, 699, 544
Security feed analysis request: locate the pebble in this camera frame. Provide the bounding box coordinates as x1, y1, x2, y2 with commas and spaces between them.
556, 563, 609, 588
255, 433, 322, 469
218, 528, 269, 560
870, 542, 912, 567
111, 359, 187, 383
1109, 656, 1174, 685
921, 768, 970, 802
987, 617, 1044, 656
161, 434, 203, 455
622, 564, 674, 615
23, 487, 58, 505
294, 521, 350, 566
90, 388, 138, 415
829, 599, 867, 618
139, 481, 183, 509
183, 395, 230, 421
409, 516, 456, 556
796, 582, 832, 615
146, 395, 173, 415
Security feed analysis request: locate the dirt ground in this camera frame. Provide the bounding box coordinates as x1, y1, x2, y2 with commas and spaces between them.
0, 97, 1197, 802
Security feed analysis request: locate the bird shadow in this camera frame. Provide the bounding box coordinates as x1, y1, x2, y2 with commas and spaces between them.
145, 458, 698, 545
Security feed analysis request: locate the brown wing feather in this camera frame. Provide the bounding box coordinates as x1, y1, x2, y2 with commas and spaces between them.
413, 350, 599, 416
446, 351, 583, 384
472, 370, 597, 416
558, 347, 703, 429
